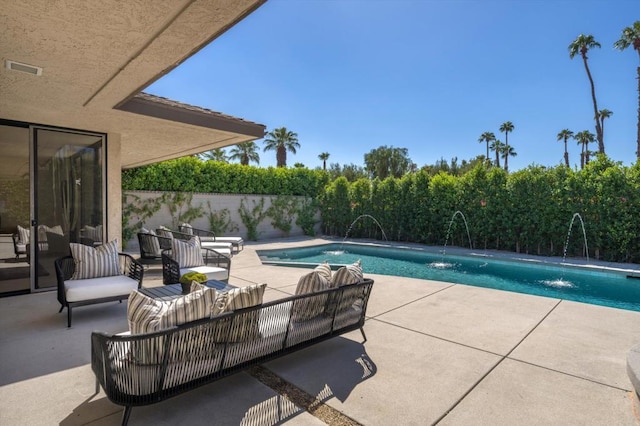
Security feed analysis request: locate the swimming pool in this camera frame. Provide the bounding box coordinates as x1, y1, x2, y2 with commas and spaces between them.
257, 243, 640, 312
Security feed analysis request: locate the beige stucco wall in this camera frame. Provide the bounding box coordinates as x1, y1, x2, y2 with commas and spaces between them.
107, 134, 122, 248
123, 191, 321, 247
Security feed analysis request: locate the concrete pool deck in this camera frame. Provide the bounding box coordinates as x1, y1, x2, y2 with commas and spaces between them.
1, 236, 640, 425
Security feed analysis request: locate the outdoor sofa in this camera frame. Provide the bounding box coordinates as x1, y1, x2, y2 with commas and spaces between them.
91, 278, 374, 425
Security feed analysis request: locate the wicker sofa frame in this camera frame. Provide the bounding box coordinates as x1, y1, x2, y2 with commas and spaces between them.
55, 254, 144, 327
91, 279, 374, 425
161, 248, 231, 285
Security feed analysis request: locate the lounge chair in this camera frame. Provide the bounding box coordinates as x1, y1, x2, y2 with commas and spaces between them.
156, 227, 233, 257
137, 231, 172, 263
179, 223, 244, 253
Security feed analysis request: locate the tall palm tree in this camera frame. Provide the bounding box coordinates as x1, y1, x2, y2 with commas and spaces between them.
556, 129, 574, 167
499, 121, 514, 172
490, 139, 504, 168
478, 131, 496, 164
500, 145, 517, 171
598, 109, 613, 145
198, 148, 228, 162
575, 130, 595, 169
614, 21, 640, 158
569, 34, 603, 153
318, 152, 330, 171
263, 127, 300, 167
228, 141, 260, 166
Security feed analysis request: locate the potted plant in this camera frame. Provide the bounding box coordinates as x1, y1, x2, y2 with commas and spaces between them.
178, 271, 208, 294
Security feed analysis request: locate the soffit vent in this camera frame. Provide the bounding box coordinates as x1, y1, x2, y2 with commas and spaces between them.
5, 60, 42, 76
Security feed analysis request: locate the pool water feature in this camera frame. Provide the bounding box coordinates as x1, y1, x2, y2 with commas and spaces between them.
257, 243, 640, 312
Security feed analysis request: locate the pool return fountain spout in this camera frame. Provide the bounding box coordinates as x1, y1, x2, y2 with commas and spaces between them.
338, 214, 389, 253
431, 211, 473, 269
562, 213, 589, 263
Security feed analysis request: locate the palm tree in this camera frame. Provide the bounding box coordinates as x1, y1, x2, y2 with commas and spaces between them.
228, 141, 260, 166
490, 139, 504, 168
198, 148, 228, 162
614, 21, 640, 158
575, 130, 595, 169
478, 132, 496, 164
318, 152, 330, 171
499, 121, 514, 172
263, 127, 300, 167
500, 144, 517, 171
598, 109, 613, 145
569, 34, 603, 152
556, 129, 574, 167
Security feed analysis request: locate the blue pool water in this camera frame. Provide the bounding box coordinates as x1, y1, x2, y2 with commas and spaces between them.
257, 243, 640, 312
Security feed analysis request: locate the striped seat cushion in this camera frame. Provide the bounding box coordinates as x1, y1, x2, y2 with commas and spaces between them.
70, 239, 120, 279
172, 237, 204, 268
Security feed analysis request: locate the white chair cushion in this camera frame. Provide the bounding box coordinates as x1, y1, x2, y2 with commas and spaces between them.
180, 265, 229, 282
64, 275, 138, 302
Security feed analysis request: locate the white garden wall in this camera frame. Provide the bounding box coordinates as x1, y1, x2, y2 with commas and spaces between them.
124, 191, 319, 246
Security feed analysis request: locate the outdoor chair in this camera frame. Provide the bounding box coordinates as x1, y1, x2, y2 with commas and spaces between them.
12, 232, 27, 260
161, 245, 231, 284
179, 223, 244, 253
156, 227, 233, 256
137, 231, 172, 262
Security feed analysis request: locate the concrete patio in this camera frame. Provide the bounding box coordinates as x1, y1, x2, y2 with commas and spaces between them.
1, 237, 640, 425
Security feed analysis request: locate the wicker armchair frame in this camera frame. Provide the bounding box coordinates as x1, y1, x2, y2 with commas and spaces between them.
54, 253, 144, 327
161, 248, 231, 285
137, 232, 172, 261
91, 279, 374, 425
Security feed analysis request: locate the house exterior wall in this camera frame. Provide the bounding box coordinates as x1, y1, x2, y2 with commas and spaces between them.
107, 133, 122, 248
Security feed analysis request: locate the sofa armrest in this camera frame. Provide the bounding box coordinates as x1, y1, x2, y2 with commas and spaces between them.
161, 249, 181, 285
202, 248, 231, 271
119, 253, 144, 288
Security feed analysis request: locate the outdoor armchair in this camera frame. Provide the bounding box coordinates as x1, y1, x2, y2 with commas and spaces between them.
137, 231, 172, 262
161, 247, 231, 284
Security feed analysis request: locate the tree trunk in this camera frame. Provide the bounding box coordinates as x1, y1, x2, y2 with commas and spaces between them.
564, 140, 569, 167
582, 55, 604, 152
277, 146, 286, 167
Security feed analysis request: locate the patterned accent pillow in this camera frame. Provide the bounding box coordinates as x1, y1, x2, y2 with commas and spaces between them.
171, 237, 204, 268
181, 223, 193, 235
17, 225, 30, 245
292, 270, 330, 321
70, 239, 121, 279
330, 260, 363, 287
217, 283, 267, 342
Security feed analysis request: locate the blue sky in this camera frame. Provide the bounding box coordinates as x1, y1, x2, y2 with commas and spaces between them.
147, 0, 639, 171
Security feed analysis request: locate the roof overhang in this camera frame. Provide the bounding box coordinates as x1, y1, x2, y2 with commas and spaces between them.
0, 0, 267, 169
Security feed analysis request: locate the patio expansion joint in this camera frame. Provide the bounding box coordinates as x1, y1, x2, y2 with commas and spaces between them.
432, 298, 564, 425
248, 365, 363, 426
367, 283, 458, 320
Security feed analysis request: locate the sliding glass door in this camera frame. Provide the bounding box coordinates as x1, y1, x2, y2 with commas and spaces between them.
32, 127, 105, 291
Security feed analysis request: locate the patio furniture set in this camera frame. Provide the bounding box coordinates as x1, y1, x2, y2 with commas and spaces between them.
52, 226, 375, 425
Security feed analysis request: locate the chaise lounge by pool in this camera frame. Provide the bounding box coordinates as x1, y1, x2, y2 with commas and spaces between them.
258, 242, 640, 312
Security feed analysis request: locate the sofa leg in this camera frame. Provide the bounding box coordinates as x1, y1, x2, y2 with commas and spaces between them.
67, 307, 72, 328
121, 406, 132, 426
360, 327, 367, 343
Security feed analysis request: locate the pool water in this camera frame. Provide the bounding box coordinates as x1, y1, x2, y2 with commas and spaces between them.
257, 243, 640, 312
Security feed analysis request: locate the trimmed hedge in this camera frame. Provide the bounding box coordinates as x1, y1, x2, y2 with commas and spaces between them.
122, 157, 329, 197
319, 156, 640, 263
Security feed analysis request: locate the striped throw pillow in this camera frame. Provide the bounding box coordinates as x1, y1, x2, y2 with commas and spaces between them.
217, 283, 266, 342
330, 260, 363, 287
17, 225, 30, 245
292, 270, 330, 321
314, 261, 332, 281
181, 223, 194, 235
156, 226, 174, 240
140, 229, 162, 256
70, 239, 120, 279
172, 237, 204, 268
